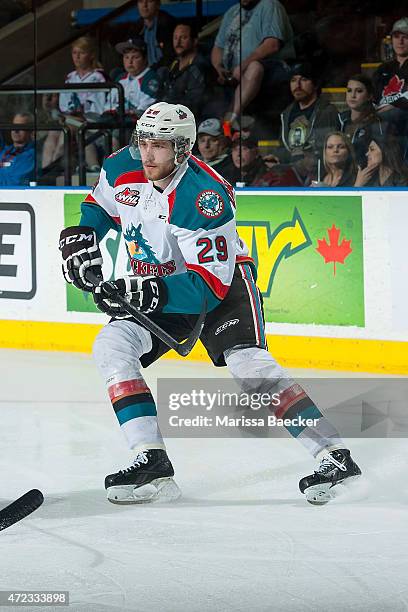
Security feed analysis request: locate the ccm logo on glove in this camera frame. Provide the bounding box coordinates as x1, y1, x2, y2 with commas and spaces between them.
59, 231, 94, 250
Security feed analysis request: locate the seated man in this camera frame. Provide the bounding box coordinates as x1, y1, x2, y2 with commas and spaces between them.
157, 23, 206, 118
372, 17, 408, 155
211, 0, 295, 120
280, 62, 339, 161
196, 118, 234, 181
115, 0, 175, 68
230, 128, 268, 186
0, 112, 35, 186
105, 37, 159, 119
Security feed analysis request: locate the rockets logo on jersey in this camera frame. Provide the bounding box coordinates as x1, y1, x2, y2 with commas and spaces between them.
123, 223, 177, 277
196, 190, 224, 218
115, 187, 140, 207
124, 223, 159, 263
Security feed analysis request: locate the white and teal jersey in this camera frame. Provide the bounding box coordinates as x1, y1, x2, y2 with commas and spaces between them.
59, 69, 107, 115
81, 147, 253, 314
104, 68, 159, 115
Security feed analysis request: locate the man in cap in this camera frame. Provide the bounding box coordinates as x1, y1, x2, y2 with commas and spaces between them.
230, 128, 269, 185
105, 37, 159, 119
279, 62, 339, 161
372, 17, 408, 155
197, 118, 234, 181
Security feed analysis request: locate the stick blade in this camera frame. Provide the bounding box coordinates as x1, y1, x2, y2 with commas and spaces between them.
0, 489, 44, 532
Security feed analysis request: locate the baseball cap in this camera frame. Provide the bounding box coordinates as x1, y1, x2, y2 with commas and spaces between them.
197, 118, 223, 137
290, 62, 319, 85
115, 37, 147, 55
231, 130, 258, 148
391, 17, 408, 35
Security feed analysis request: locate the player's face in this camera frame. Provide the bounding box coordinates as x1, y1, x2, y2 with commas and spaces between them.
173, 25, 194, 57
346, 80, 371, 111
139, 139, 176, 180
325, 135, 349, 165
290, 75, 316, 102
137, 0, 159, 20
198, 134, 222, 161
72, 47, 93, 71
392, 32, 408, 57
123, 50, 146, 76
366, 140, 382, 167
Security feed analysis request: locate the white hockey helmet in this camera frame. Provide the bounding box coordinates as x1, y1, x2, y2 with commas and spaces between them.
131, 102, 196, 165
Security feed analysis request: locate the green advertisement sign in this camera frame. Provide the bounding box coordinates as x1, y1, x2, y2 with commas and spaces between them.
64, 192, 364, 326
236, 194, 364, 326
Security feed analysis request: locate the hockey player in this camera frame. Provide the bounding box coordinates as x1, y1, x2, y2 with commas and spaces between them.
59, 102, 361, 505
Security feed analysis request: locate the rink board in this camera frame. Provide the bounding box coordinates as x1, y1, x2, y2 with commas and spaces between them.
0, 187, 407, 373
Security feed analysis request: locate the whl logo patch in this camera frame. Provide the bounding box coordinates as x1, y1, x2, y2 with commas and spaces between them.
115, 187, 140, 207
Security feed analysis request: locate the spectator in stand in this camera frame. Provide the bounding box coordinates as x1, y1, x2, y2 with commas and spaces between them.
315, 132, 357, 187
0, 112, 35, 186
42, 36, 107, 172
230, 129, 269, 185
211, 0, 295, 121
157, 23, 206, 118
372, 17, 408, 154
133, 0, 175, 68
280, 63, 339, 161
103, 37, 158, 150
196, 118, 235, 181
59, 36, 107, 118
354, 135, 408, 187
104, 37, 158, 147
339, 74, 383, 168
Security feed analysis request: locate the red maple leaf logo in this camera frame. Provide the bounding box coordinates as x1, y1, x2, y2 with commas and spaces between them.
383, 74, 404, 97
316, 225, 352, 275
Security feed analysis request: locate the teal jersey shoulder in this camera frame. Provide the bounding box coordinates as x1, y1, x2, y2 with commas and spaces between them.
103, 146, 144, 187
169, 156, 234, 231
141, 68, 159, 98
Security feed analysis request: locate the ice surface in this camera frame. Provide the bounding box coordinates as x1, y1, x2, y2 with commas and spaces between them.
0, 349, 407, 612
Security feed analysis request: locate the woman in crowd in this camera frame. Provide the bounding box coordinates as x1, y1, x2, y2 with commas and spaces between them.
339, 74, 383, 168
317, 131, 357, 187
354, 135, 408, 187
42, 36, 107, 172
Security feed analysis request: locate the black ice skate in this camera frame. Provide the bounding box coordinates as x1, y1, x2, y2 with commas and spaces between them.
105, 449, 181, 504
299, 448, 361, 505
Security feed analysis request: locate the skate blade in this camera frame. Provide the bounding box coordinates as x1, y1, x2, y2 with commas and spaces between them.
107, 477, 182, 505
305, 475, 362, 506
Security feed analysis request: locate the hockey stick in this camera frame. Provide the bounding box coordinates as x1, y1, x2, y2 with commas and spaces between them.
85, 270, 206, 357
0, 489, 44, 532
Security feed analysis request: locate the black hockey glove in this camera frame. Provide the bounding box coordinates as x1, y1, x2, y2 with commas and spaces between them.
59, 225, 103, 292
93, 275, 168, 317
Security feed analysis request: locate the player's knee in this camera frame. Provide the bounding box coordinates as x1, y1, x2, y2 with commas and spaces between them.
225, 345, 285, 380
92, 324, 115, 368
